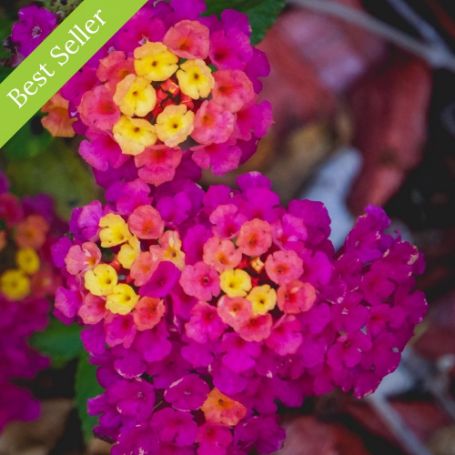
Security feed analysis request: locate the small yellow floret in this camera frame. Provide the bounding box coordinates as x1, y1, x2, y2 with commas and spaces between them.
250, 257, 265, 274
161, 231, 185, 269
155, 105, 194, 147
247, 285, 277, 315
16, 248, 40, 275
114, 75, 157, 117
0, 269, 31, 301
220, 269, 252, 298
106, 284, 139, 315
113, 116, 157, 156
176, 59, 215, 100
118, 236, 141, 269
99, 214, 132, 248
134, 42, 179, 82
84, 264, 118, 296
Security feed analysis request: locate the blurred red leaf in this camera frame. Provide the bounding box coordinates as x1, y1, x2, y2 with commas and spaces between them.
259, 0, 385, 126
415, 289, 455, 359
348, 53, 432, 214
278, 416, 371, 455
346, 400, 450, 445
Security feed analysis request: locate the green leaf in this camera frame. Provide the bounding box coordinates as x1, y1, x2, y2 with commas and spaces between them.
0, 65, 13, 83
39, 0, 82, 17
0, 17, 12, 61
0, 15, 12, 38
205, 0, 284, 43
5, 138, 100, 220
31, 318, 83, 368
75, 353, 103, 442
2, 117, 52, 161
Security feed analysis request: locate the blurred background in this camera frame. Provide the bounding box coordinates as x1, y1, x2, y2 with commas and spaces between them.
1, 0, 455, 454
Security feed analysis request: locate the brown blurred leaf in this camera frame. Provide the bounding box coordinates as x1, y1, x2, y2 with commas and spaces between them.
0, 400, 72, 455
429, 425, 455, 455
415, 290, 455, 359
86, 439, 111, 455
276, 416, 370, 455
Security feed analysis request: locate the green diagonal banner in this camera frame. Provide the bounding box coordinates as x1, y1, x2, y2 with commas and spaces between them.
0, 0, 147, 148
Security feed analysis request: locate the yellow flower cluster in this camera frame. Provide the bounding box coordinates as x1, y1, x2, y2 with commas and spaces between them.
113, 42, 215, 155
84, 214, 140, 315
0, 248, 40, 301
220, 269, 277, 316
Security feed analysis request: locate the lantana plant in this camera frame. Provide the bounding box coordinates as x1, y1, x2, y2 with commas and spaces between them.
5, 0, 428, 453
0, 172, 64, 430
53, 172, 427, 453
33, 0, 272, 186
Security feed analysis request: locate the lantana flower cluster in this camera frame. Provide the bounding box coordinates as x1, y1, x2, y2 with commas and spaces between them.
0, 172, 63, 430
10, 1, 428, 452
53, 172, 427, 453
31, 0, 272, 185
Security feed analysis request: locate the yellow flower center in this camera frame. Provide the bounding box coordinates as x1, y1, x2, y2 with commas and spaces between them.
106, 284, 139, 315
162, 237, 185, 271
99, 213, 132, 248
220, 269, 252, 298
114, 74, 157, 118
118, 236, 141, 269
16, 248, 41, 275
247, 284, 277, 315
0, 269, 31, 301
113, 116, 157, 156
84, 264, 118, 296
155, 104, 195, 147
176, 59, 215, 100
134, 42, 179, 82
250, 257, 265, 273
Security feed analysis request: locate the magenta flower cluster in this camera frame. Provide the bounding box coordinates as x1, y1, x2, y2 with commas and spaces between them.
0, 296, 49, 430
53, 171, 427, 453
0, 172, 63, 430
11, 5, 57, 58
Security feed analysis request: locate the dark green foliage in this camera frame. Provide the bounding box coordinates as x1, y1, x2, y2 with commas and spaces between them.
205, 0, 285, 43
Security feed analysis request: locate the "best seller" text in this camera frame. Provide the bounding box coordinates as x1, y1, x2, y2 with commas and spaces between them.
7, 9, 106, 109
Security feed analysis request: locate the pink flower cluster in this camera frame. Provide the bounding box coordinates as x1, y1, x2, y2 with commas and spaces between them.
41, 0, 271, 187
53, 172, 427, 453
0, 172, 63, 430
